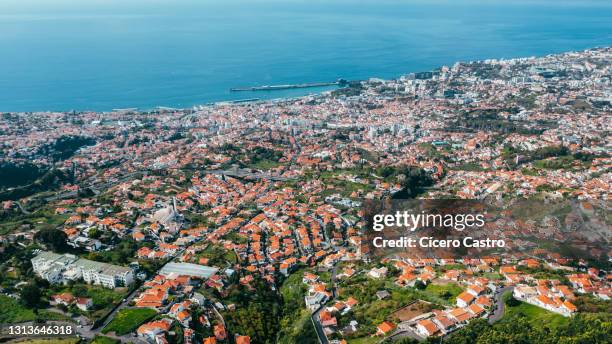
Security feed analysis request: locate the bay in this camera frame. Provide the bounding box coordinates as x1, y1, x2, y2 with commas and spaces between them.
0, 0, 610, 112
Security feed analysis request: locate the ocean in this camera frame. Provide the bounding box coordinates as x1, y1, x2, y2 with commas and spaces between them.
0, 0, 610, 112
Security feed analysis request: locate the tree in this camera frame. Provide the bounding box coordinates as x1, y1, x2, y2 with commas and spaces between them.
34, 227, 69, 252
414, 280, 427, 290
88, 227, 101, 239
20, 283, 42, 308
505, 296, 520, 307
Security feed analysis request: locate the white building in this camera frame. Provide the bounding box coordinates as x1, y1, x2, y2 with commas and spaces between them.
31, 251, 133, 289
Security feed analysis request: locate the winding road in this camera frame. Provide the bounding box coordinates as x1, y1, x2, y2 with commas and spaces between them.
488, 286, 514, 324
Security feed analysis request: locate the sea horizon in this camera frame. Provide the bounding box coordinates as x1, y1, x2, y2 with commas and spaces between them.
1, 0, 611, 112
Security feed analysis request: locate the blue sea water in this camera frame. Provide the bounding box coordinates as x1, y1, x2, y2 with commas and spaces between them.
0, 0, 610, 112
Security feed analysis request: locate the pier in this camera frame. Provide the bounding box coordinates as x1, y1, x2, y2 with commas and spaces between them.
230, 79, 347, 92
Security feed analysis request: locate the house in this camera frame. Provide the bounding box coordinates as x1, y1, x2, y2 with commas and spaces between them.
214, 324, 227, 341
133, 231, 146, 241
467, 285, 485, 296
345, 297, 358, 309
341, 320, 359, 336
475, 295, 492, 308
305, 291, 330, 311
235, 335, 251, 344
561, 300, 577, 315
368, 267, 388, 279
416, 319, 439, 337
76, 297, 93, 311
327, 302, 346, 314
203, 338, 217, 344
319, 310, 337, 327
467, 304, 485, 317
175, 310, 191, 326
456, 291, 475, 307
376, 290, 391, 300
137, 247, 154, 259
397, 272, 417, 287
137, 319, 173, 340
448, 308, 471, 323
513, 285, 537, 300
52, 293, 75, 306
135, 286, 169, 308
432, 315, 455, 333
376, 321, 396, 336
303, 272, 319, 284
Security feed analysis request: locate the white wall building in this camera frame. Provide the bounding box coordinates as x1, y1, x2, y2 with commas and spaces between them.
31, 251, 133, 289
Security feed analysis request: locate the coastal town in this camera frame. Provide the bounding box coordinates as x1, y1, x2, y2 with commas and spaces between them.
0, 47, 610, 344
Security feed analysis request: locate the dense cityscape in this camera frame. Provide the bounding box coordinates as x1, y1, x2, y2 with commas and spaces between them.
0, 47, 610, 344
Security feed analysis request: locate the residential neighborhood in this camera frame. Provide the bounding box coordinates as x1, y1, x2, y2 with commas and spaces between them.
0, 47, 610, 343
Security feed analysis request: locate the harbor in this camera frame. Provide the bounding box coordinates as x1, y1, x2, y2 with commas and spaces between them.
230, 79, 347, 92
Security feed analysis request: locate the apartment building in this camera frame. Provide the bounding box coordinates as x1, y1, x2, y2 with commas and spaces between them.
31, 251, 134, 289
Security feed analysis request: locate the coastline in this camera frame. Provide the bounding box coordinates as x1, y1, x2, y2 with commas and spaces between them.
2, 46, 610, 114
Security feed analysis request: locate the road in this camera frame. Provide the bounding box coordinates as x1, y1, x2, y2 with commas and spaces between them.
386, 285, 514, 343
330, 264, 338, 299
310, 263, 339, 344
387, 327, 425, 343
489, 286, 514, 324
15, 201, 31, 214
206, 168, 296, 181
92, 286, 143, 331
311, 305, 329, 344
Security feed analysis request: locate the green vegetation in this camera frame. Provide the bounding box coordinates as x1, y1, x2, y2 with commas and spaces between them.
278, 270, 317, 344
0, 168, 72, 202
91, 336, 121, 344
0, 295, 70, 324
503, 145, 608, 172
246, 147, 284, 170
37, 135, 96, 162
49, 284, 126, 320
337, 275, 444, 338
452, 162, 487, 172
102, 308, 157, 335
20, 283, 44, 308
451, 109, 545, 135
0, 162, 44, 189
382, 165, 434, 199
16, 339, 80, 344
347, 337, 380, 344
0, 204, 68, 236
533, 155, 576, 170
424, 283, 463, 303
34, 227, 69, 252
442, 313, 610, 344
0, 294, 40, 323
277, 309, 317, 344
197, 244, 238, 266
223, 277, 282, 344
503, 298, 567, 328
572, 295, 612, 314
223, 232, 248, 245
313, 169, 374, 198
482, 272, 503, 280
86, 238, 140, 265
250, 159, 282, 170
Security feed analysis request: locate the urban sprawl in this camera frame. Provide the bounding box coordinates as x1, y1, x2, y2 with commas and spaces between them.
0, 48, 610, 344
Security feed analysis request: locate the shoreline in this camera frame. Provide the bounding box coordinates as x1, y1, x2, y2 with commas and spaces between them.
2, 46, 609, 114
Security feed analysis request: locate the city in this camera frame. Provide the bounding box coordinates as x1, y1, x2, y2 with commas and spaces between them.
0, 47, 610, 344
